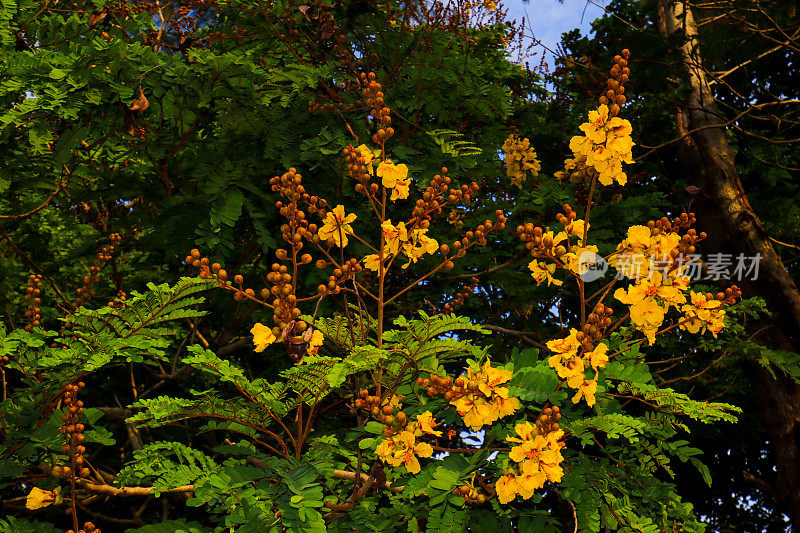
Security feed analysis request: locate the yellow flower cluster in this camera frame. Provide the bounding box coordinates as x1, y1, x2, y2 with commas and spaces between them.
318, 205, 357, 247
375, 411, 441, 474
569, 104, 634, 186
250, 323, 324, 354
681, 291, 726, 337
611, 225, 692, 344
450, 360, 519, 430
546, 331, 609, 407
610, 225, 680, 281
502, 134, 541, 188
528, 259, 561, 286
401, 227, 439, 269
525, 217, 595, 285
496, 421, 565, 504
353, 142, 405, 201
610, 224, 730, 343
554, 155, 592, 184
376, 160, 411, 201
363, 222, 439, 272
354, 144, 406, 199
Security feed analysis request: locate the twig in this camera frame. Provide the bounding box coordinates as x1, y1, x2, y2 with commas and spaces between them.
78, 480, 194, 497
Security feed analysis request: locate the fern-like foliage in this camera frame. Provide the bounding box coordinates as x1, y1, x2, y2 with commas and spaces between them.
116, 441, 220, 494
310, 306, 378, 350
281, 346, 387, 401
567, 413, 650, 444
66, 277, 213, 342
126, 393, 278, 435
383, 312, 488, 366
427, 129, 482, 159
183, 345, 291, 414
604, 361, 740, 423
1, 278, 213, 394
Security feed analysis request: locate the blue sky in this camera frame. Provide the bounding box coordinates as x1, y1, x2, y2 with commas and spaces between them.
503, 0, 608, 68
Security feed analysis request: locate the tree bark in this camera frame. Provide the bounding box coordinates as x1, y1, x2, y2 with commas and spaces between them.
656, 0, 800, 526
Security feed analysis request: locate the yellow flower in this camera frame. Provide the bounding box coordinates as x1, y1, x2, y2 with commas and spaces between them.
653, 278, 688, 309
586, 342, 609, 370
506, 422, 565, 490
509, 434, 549, 464
536, 448, 565, 483
401, 228, 438, 269
454, 394, 495, 431
548, 352, 585, 383
412, 411, 442, 436
390, 176, 410, 201
497, 419, 565, 505
616, 282, 664, 325
494, 393, 521, 419
383, 393, 404, 410
651, 232, 682, 256
26, 487, 56, 510
375, 430, 433, 474
355, 144, 376, 165
572, 378, 598, 407
538, 230, 569, 256
555, 156, 590, 184
377, 160, 411, 200
626, 225, 652, 249
495, 471, 520, 504
680, 292, 726, 337
614, 263, 694, 345
545, 330, 584, 379
382, 220, 408, 255
570, 105, 634, 187
506, 421, 536, 444
528, 259, 562, 286
565, 219, 589, 241
451, 360, 519, 430
611, 226, 690, 283
630, 300, 665, 345
546, 328, 581, 357
318, 205, 357, 247
251, 323, 277, 352
502, 134, 541, 188
474, 359, 513, 397
563, 245, 600, 275
517, 456, 548, 494
307, 330, 324, 355
363, 253, 382, 272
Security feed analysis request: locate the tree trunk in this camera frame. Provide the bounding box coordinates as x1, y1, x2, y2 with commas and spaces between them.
655, 0, 800, 526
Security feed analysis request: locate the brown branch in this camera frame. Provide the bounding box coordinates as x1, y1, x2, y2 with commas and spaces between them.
0, 184, 63, 221
439, 252, 526, 281
77, 480, 194, 497
332, 469, 403, 493
481, 324, 546, 349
